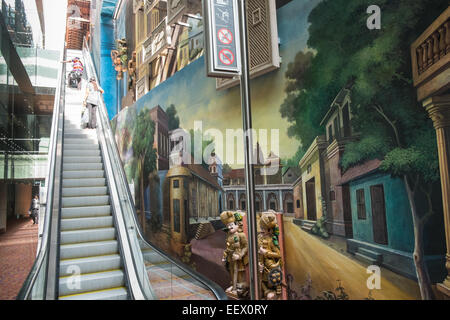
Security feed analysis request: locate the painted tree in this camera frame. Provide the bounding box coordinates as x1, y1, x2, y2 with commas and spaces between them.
132, 109, 157, 234
189, 129, 215, 169
280, 0, 448, 299
166, 104, 180, 131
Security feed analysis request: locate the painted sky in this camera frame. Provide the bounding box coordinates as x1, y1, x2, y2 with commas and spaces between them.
127, 0, 323, 167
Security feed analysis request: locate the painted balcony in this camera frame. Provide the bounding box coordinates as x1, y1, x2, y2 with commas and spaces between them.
411, 6, 450, 102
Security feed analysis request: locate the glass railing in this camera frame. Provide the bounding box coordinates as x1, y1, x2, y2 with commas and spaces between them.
82, 38, 226, 300
16, 42, 66, 300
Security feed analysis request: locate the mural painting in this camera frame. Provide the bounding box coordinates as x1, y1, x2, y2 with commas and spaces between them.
109, 0, 450, 300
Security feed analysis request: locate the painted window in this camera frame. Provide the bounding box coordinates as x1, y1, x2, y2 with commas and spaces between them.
334, 116, 340, 139
328, 124, 333, 143
270, 201, 276, 211
297, 200, 301, 208
287, 202, 294, 213
173, 179, 179, 189
173, 199, 180, 233
330, 190, 336, 201
356, 189, 366, 220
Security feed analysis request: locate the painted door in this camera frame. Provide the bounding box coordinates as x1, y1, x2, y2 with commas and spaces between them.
371, 185, 388, 245
306, 178, 317, 221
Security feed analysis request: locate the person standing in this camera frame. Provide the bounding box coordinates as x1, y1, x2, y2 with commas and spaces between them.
61, 57, 84, 89
28, 195, 40, 225
83, 77, 104, 129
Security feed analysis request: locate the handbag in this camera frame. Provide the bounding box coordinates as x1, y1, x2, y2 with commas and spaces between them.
81, 105, 89, 126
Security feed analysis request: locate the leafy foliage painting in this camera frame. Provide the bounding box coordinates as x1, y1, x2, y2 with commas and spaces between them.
131, 109, 157, 233
280, 0, 448, 299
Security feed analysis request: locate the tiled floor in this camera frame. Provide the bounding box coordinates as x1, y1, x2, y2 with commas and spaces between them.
0, 216, 39, 300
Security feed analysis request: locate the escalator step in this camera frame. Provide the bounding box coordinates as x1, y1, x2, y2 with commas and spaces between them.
61, 205, 111, 219
59, 270, 125, 297
59, 287, 128, 300
60, 240, 118, 260
61, 228, 116, 244
61, 216, 113, 231
59, 254, 121, 277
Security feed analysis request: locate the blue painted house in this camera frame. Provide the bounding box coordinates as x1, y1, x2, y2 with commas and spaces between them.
340, 159, 446, 282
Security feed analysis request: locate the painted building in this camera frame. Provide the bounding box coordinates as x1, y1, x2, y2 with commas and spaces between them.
149, 105, 170, 171
320, 83, 355, 237
340, 160, 446, 282
165, 162, 222, 250
297, 136, 327, 222
223, 148, 298, 216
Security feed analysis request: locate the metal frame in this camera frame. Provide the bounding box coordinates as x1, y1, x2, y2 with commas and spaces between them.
16, 37, 67, 301
204, 0, 241, 78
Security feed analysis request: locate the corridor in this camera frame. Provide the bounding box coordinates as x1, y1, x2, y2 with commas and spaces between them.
0, 217, 38, 299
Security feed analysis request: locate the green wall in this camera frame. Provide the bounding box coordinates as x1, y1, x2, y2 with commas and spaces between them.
349, 172, 414, 253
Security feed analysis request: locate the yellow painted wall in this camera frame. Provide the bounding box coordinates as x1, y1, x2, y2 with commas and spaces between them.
300, 151, 323, 221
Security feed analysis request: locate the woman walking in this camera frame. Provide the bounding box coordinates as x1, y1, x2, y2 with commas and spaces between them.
83, 77, 105, 129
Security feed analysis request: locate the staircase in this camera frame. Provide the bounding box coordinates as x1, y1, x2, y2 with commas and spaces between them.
58, 50, 128, 300
293, 219, 316, 232
354, 247, 382, 266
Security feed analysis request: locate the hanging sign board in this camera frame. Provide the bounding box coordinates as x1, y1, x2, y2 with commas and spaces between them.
204, 0, 241, 78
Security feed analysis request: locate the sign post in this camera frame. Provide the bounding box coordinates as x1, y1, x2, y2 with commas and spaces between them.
204, 0, 260, 300
204, 0, 240, 78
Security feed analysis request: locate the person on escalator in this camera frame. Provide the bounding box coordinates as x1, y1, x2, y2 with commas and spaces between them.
83, 77, 104, 129
61, 57, 84, 89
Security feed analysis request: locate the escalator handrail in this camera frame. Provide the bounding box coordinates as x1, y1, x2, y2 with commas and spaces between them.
82, 39, 227, 301
16, 46, 67, 300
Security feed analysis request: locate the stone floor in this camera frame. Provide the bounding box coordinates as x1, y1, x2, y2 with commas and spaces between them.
0, 216, 38, 300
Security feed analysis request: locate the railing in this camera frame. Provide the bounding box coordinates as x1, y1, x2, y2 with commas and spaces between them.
16, 39, 67, 300
411, 7, 450, 96
82, 37, 226, 300
415, 19, 449, 75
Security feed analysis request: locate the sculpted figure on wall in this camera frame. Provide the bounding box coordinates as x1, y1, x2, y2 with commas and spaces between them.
258, 211, 283, 300
111, 38, 129, 80
220, 211, 249, 299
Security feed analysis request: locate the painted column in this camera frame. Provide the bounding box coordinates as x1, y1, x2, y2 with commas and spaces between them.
423, 95, 450, 297
263, 190, 267, 211
279, 190, 283, 213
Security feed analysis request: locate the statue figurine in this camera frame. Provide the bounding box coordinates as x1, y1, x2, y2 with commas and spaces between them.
258, 211, 283, 300
111, 39, 129, 80
128, 51, 137, 93
220, 211, 249, 299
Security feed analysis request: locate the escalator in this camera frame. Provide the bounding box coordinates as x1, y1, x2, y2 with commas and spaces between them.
16, 43, 226, 300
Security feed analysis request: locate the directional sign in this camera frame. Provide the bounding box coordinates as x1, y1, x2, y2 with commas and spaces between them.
204, 0, 241, 78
